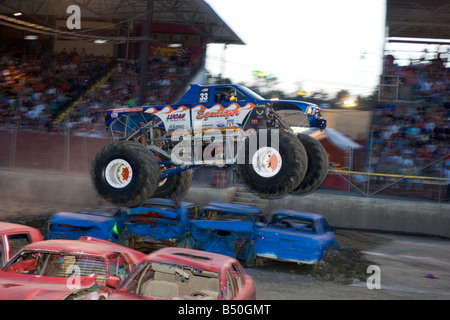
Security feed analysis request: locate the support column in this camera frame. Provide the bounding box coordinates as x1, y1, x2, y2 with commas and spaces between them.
139, 0, 154, 105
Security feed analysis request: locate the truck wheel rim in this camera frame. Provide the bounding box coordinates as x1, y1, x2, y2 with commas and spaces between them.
105, 159, 133, 188
159, 178, 167, 187
252, 147, 282, 177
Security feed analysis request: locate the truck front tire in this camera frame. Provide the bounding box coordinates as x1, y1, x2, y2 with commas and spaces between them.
91, 140, 159, 208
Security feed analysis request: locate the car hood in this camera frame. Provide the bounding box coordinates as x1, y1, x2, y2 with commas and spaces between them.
50, 212, 117, 228
127, 206, 179, 219
0, 270, 97, 300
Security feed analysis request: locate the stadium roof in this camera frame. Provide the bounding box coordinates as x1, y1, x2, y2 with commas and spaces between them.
0, 0, 244, 45
386, 0, 450, 43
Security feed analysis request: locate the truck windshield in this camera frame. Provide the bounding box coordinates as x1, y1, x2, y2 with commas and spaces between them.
237, 85, 265, 100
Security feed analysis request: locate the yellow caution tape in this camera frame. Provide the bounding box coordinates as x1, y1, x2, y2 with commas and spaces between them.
329, 169, 449, 181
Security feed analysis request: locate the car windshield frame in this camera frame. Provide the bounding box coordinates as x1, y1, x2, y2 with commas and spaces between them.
198, 209, 253, 222
2, 249, 108, 282
267, 214, 318, 233
235, 85, 265, 100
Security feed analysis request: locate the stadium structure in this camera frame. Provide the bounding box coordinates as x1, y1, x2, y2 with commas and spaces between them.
0, 0, 244, 104
379, 0, 450, 101
367, 0, 449, 200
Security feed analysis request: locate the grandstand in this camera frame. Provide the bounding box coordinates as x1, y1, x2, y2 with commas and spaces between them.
0, 0, 243, 132
366, 0, 449, 200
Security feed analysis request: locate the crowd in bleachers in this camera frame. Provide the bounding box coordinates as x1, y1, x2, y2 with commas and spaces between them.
0, 46, 200, 136
0, 47, 116, 131
370, 52, 449, 179
383, 52, 449, 98
63, 50, 198, 136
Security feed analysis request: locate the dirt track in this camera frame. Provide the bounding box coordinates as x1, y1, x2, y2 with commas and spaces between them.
248, 230, 450, 300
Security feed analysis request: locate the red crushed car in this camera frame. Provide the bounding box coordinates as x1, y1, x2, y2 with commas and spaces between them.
0, 222, 43, 268
109, 247, 256, 300
0, 236, 146, 300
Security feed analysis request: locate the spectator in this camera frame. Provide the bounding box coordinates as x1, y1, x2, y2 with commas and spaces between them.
0, 46, 202, 136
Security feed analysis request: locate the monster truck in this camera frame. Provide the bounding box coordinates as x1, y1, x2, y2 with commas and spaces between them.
91, 84, 328, 208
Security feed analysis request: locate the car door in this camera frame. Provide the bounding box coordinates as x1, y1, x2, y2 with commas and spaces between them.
193, 86, 252, 130
230, 262, 255, 300
255, 224, 298, 259
255, 218, 319, 263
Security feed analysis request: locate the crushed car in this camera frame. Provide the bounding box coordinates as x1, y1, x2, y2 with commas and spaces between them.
0, 236, 146, 300
187, 201, 261, 266
108, 247, 256, 300
121, 198, 199, 252
0, 222, 43, 268
47, 199, 199, 252
48, 206, 123, 243
254, 210, 338, 264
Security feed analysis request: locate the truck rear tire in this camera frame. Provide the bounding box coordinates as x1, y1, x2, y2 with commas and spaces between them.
91, 140, 159, 208
237, 129, 307, 198
153, 169, 193, 199
291, 134, 328, 195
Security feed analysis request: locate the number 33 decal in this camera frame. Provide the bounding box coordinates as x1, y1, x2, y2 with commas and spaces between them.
199, 92, 208, 103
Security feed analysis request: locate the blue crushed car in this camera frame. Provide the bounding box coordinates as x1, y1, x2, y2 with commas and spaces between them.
48, 206, 123, 242
122, 198, 198, 252
48, 199, 199, 252
254, 210, 338, 264
188, 201, 262, 267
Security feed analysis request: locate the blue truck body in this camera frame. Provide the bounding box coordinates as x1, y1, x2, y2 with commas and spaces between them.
122, 198, 198, 252
105, 84, 326, 133
48, 206, 123, 242
254, 210, 338, 264
188, 201, 261, 266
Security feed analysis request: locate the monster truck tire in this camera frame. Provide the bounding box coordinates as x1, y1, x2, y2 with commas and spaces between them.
291, 134, 328, 195
237, 129, 307, 197
91, 140, 159, 208
152, 169, 193, 199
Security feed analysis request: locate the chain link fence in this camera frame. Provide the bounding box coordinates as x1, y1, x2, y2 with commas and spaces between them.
0, 127, 110, 175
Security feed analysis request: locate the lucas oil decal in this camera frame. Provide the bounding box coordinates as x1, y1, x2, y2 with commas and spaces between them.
144, 105, 190, 131
167, 113, 186, 120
